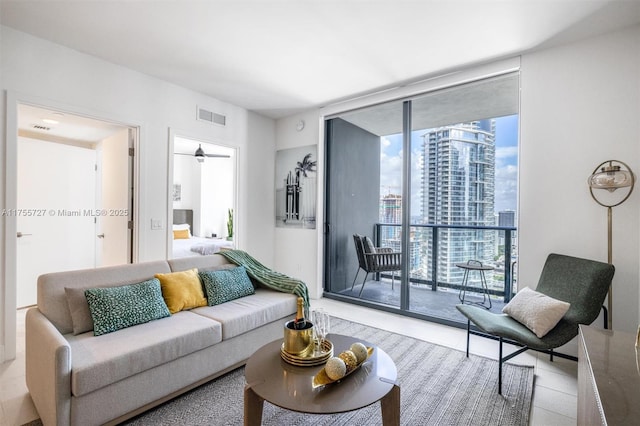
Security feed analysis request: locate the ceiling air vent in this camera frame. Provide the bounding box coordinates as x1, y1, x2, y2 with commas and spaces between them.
32, 124, 51, 131
197, 106, 226, 126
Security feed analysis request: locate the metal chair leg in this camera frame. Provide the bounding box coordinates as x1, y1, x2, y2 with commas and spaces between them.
351, 268, 361, 292
465, 320, 470, 357
358, 273, 369, 297
498, 337, 503, 395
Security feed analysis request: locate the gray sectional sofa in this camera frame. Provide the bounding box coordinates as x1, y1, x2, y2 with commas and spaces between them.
25, 254, 298, 426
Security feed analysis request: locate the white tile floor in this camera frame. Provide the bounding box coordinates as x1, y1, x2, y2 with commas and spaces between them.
1, 299, 578, 425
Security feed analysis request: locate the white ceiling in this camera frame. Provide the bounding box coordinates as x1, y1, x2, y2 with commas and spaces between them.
18, 103, 127, 142
2, 1, 640, 120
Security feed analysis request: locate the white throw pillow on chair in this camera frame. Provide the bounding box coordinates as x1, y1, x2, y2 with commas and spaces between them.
502, 287, 570, 338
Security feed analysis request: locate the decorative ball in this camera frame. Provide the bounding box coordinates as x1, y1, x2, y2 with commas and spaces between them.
338, 350, 358, 373
325, 357, 347, 380
350, 342, 368, 363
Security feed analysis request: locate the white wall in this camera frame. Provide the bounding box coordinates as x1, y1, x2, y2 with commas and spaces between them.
275, 24, 640, 333
274, 113, 323, 299
519, 24, 640, 333
201, 156, 234, 239
0, 26, 276, 360
173, 154, 202, 233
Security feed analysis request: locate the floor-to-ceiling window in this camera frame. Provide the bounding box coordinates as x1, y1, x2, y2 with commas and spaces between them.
324, 72, 519, 326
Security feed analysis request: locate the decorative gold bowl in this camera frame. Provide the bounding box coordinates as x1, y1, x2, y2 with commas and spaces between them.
313, 346, 374, 388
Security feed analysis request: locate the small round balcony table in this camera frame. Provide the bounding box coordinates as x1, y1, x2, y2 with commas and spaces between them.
455, 260, 494, 309
244, 333, 400, 425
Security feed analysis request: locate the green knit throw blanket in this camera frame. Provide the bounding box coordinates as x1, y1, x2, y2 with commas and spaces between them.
220, 250, 309, 307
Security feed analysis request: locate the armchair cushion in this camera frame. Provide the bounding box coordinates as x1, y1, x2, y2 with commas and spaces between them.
502, 287, 570, 338
363, 236, 376, 254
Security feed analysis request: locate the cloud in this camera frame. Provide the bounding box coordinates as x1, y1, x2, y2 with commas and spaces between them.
380, 138, 518, 216
495, 164, 518, 212
496, 146, 518, 159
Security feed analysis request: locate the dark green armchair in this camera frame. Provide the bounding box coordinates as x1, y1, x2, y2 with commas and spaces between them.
457, 253, 615, 394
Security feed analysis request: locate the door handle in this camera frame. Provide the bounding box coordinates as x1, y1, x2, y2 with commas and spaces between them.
97, 233, 105, 239
17, 232, 32, 238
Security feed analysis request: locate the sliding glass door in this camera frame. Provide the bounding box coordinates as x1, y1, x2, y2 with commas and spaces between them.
324, 73, 519, 325
324, 100, 405, 308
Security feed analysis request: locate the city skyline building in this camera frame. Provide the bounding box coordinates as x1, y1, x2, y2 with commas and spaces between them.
421, 120, 497, 285
498, 210, 516, 227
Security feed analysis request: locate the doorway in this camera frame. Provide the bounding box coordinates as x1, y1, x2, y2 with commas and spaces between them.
15, 104, 136, 308
169, 134, 237, 259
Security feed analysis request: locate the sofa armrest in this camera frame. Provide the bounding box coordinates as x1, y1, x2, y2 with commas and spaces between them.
26, 307, 72, 426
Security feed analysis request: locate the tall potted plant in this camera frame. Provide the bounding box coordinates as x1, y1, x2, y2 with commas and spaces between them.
226, 208, 233, 241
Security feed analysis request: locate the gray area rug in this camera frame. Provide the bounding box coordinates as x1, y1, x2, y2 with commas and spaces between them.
24, 317, 534, 425
124, 317, 533, 425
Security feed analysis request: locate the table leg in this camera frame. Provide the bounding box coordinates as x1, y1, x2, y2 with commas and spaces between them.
244, 383, 264, 426
381, 384, 400, 426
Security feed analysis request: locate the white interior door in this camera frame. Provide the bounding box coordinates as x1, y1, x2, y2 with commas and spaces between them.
17, 137, 97, 307
96, 128, 132, 266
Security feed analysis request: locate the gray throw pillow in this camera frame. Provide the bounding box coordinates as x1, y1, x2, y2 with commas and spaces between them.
199, 266, 255, 306
66, 286, 98, 335
85, 278, 171, 336
363, 236, 376, 253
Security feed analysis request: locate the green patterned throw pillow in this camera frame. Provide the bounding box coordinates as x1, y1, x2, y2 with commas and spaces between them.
199, 266, 255, 306
85, 278, 171, 336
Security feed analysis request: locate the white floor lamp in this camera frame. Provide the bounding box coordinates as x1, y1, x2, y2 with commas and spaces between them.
588, 160, 635, 330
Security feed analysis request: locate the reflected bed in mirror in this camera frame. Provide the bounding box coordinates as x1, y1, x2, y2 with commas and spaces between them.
172, 209, 233, 258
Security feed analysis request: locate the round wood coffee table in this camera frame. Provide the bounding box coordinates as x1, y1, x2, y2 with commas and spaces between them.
244, 333, 400, 425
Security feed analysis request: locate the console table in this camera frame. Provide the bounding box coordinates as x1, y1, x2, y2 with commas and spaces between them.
577, 325, 640, 425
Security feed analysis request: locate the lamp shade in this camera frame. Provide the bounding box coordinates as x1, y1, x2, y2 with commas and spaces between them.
588, 164, 634, 192
195, 145, 205, 163
588, 160, 635, 208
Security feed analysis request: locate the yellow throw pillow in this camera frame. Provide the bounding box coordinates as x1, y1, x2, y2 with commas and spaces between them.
173, 229, 190, 239
155, 268, 207, 314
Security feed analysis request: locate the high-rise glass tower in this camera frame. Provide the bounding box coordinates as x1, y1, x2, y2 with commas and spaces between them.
498, 210, 516, 227
379, 193, 422, 274
422, 120, 496, 284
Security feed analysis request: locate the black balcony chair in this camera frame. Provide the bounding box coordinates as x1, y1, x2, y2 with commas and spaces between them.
351, 234, 402, 297
457, 253, 614, 394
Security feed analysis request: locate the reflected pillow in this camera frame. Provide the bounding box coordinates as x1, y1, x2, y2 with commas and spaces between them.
502, 287, 570, 338
155, 268, 207, 313
173, 229, 190, 239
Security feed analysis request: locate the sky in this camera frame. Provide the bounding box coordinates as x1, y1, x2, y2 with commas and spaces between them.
380, 115, 519, 218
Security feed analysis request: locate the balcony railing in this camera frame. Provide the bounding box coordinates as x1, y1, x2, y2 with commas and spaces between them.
374, 222, 517, 302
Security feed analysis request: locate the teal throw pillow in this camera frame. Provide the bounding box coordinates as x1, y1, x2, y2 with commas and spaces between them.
85, 278, 171, 336
199, 266, 255, 306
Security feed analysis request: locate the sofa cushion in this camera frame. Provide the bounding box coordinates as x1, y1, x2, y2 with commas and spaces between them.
39, 260, 171, 335
67, 311, 222, 397
155, 268, 207, 314
66, 286, 99, 335
85, 278, 171, 336
200, 266, 255, 306
168, 254, 234, 273
192, 288, 297, 339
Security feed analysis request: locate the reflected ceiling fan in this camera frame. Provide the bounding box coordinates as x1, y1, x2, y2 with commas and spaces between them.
175, 144, 230, 163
